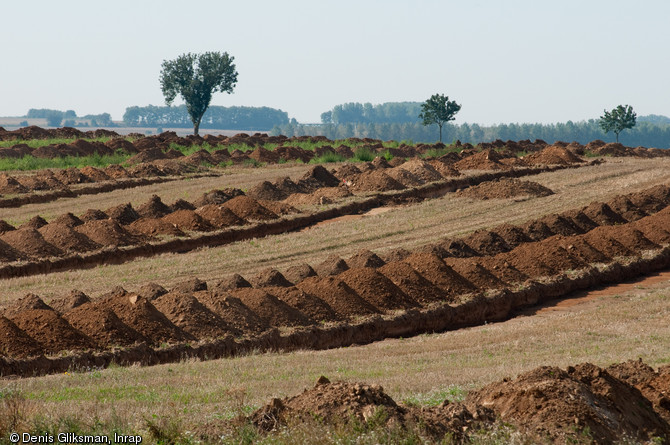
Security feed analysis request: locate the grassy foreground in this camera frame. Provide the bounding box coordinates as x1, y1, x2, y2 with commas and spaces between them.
2, 277, 669, 444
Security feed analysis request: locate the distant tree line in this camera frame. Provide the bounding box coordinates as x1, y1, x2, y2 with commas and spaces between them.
25, 109, 114, 127
122, 105, 289, 130
320, 102, 423, 125
271, 119, 670, 148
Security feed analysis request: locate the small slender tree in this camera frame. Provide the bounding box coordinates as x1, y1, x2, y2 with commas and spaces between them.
159, 52, 238, 136
599, 104, 636, 143
419, 94, 461, 142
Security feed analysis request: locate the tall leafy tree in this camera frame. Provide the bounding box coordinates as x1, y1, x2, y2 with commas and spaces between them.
159, 52, 238, 135
599, 104, 636, 143
419, 94, 461, 142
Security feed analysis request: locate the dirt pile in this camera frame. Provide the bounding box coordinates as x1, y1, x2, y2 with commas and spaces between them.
456, 178, 554, 200
525, 145, 585, 165
223, 196, 279, 221
454, 149, 508, 170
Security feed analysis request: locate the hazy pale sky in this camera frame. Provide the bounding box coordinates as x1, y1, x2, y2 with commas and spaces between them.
2, 0, 668, 124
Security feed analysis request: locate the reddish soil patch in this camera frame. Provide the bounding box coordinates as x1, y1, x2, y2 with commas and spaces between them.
100, 294, 193, 345
1, 294, 51, 318
386, 168, 424, 187
456, 178, 554, 200
51, 213, 84, 227
403, 253, 476, 299
127, 217, 185, 237
454, 149, 507, 170
463, 230, 512, 256
490, 223, 531, 247
247, 181, 286, 201
64, 303, 146, 347
333, 164, 362, 181
338, 268, 418, 311
80, 166, 110, 182
264, 286, 341, 322
346, 249, 386, 269
75, 219, 142, 247
9, 309, 94, 354
195, 204, 247, 228
1, 227, 63, 259
0, 316, 44, 358
19, 215, 48, 230
524, 145, 584, 165
314, 254, 349, 277
0, 238, 24, 263
396, 159, 444, 182
445, 258, 508, 289
137, 195, 172, 219
581, 202, 627, 226
283, 263, 317, 284
466, 362, 669, 443
0, 174, 29, 194
48, 290, 91, 314
251, 268, 293, 288
230, 288, 313, 327
196, 291, 269, 334
161, 210, 214, 232
537, 214, 583, 236
212, 274, 253, 292
80, 208, 108, 222
378, 261, 446, 305
223, 196, 278, 221
38, 223, 101, 253
0, 220, 16, 233
257, 199, 298, 216
296, 276, 380, 319
300, 166, 341, 188
152, 292, 238, 339
502, 241, 587, 278
349, 170, 406, 192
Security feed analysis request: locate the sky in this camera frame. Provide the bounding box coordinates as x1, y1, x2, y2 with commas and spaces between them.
1, 0, 668, 125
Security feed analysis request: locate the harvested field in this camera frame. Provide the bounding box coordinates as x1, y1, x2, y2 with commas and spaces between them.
2, 130, 670, 444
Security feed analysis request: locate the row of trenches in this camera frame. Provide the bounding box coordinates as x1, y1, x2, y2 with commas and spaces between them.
0, 154, 567, 264
2, 183, 669, 359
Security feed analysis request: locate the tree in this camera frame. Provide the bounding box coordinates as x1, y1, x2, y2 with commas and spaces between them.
159, 52, 238, 135
599, 104, 636, 143
45, 110, 63, 127
419, 94, 461, 142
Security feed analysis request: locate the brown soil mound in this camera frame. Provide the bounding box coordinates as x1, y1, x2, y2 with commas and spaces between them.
192, 188, 244, 207
1, 227, 63, 259
103, 164, 132, 179
314, 254, 349, 277
385, 167, 425, 187
137, 195, 172, 219
256, 199, 298, 216
301, 165, 341, 188
338, 268, 418, 311
64, 303, 146, 347
537, 214, 584, 236
80, 208, 108, 222
444, 258, 508, 289
463, 230, 512, 256
586, 225, 658, 253
212, 274, 252, 292
283, 263, 317, 284
346, 249, 386, 269
403, 253, 476, 299
378, 247, 411, 263
152, 292, 238, 339
251, 268, 293, 288
48, 290, 91, 314
273, 177, 305, 196
230, 288, 313, 327
396, 159, 444, 182
0, 316, 43, 358
51, 213, 83, 227
465, 362, 670, 443
457, 178, 554, 200
248, 147, 280, 164
136, 283, 168, 301
195, 292, 268, 334
0, 220, 16, 233
608, 195, 648, 222
9, 309, 94, 354
427, 160, 461, 177
474, 256, 529, 284
170, 198, 196, 212
246, 181, 286, 201
127, 147, 167, 164
2, 294, 52, 319
296, 276, 380, 319
378, 261, 446, 305
632, 213, 670, 245
127, 217, 185, 237
0, 174, 29, 194
560, 209, 599, 233
333, 164, 362, 181
502, 242, 587, 278
581, 202, 627, 226
75, 220, 141, 247
553, 236, 610, 263
223, 196, 279, 221
283, 187, 352, 207
251, 378, 405, 432
170, 277, 207, 294
525, 145, 584, 165
161, 210, 214, 232
100, 294, 193, 345
18, 217, 48, 232
38, 223, 101, 253
264, 286, 341, 322
454, 149, 506, 170
53, 167, 90, 185
490, 223, 531, 247
349, 170, 406, 192
79, 166, 110, 182
195, 204, 247, 228
521, 220, 555, 242
628, 185, 670, 213
606, 359, 670, 423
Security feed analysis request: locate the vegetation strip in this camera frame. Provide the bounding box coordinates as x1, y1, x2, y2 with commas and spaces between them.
0, 165, 576, 280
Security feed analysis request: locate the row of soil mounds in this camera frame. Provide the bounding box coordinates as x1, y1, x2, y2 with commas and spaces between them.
0, 162, 200, 198
0, 159, 571, 265
243, 359, 670, 444
2, 184, 669, 363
